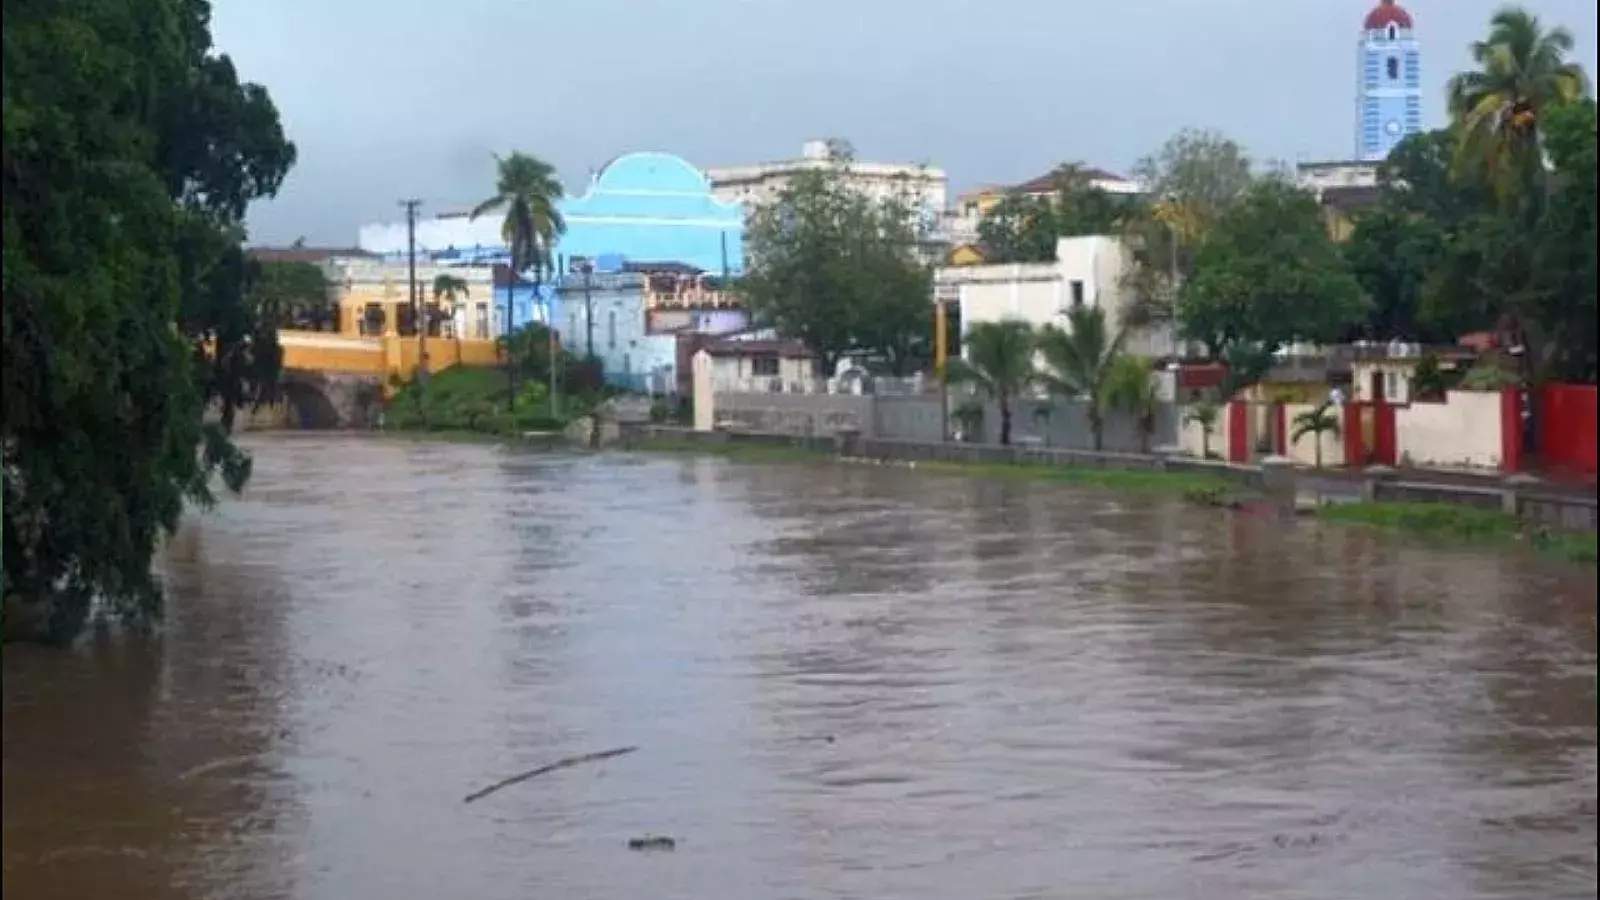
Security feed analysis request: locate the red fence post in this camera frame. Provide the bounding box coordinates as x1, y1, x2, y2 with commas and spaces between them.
1343, 403, 1362, 467
1227, 401, 1249, 463
1499, 387, 1523, 473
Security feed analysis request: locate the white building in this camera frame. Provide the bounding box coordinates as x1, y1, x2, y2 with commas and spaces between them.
1295, 159, 1380, 197
934, 235, 1178, 361
706, 139, 949, 222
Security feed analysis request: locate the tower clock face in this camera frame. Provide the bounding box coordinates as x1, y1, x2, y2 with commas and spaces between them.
1385, 119, 1402, 136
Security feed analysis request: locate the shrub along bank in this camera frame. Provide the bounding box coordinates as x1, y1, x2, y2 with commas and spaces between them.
384, 367, 566, 435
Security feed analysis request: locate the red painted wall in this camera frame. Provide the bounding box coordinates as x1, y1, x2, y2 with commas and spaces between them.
1538, 383, 1598, 475
1342, 402, 1397, 467
1227, 401, 1249, 463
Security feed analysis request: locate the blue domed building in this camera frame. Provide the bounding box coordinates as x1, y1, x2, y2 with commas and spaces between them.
357, 151, 750, 391
558, 151, 744, 275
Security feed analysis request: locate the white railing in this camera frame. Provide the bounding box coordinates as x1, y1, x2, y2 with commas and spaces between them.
712, 373, 936, 396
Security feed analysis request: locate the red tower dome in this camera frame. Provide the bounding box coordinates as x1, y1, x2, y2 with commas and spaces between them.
1364, 0, 1414, 31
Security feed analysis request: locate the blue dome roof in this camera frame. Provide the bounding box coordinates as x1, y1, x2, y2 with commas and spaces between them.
593, 152, 710, 195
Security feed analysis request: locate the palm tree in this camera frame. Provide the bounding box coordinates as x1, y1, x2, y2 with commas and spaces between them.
1105, 354, 1161, 453
432, 273, 470, 358
471, 152, 567, 412
944, 320, 1037, 445
1447, 7, 1590, 207
1291, 402, 1341, 469
1036, 305, 1129, 450
1186, 401, 1220, 459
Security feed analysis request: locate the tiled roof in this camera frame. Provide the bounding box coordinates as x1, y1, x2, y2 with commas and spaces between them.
1012, 167, 1129, 195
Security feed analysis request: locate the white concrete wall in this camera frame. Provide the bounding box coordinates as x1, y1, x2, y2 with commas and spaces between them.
1177, 405, 1228, 459
1396, 390, 1504, 470
936, 235, 1150, 351
1283, 403, 1347, 467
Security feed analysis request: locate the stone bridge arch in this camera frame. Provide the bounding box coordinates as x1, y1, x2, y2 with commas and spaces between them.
279, 370, 382, 429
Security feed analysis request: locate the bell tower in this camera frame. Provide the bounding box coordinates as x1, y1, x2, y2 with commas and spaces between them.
1357, 0, 1423, 161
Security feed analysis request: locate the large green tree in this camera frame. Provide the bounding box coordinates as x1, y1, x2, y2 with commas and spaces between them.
3, 0, 295, 641
1528, 98, 1598, 381
1447, 6, 1590, 208
1122, 128, 1255, 328
1179, 178, 1366, 393
742, 167, 932, 374
976, 163, 1135, 264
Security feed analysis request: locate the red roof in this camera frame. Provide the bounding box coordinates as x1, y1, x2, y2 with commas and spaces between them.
1012, 166, 1129, 195
1364, 0, 1413, 31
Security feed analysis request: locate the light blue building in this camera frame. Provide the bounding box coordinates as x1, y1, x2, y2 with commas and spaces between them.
359, 151, 747, 336
1357, 0, 1422, 162
556, 265, 749, 393
558, 152, 744, 275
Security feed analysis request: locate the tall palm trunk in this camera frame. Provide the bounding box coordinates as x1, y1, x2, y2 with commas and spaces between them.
999, 397, 1013, 446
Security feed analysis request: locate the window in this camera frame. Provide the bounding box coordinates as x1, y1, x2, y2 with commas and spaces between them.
475, 303, 489, 339
1386, 23, 1397, 40
1384, 369, 1401, 402
1069, 280, 1085, 308
750, 356, 780, 377
396, 302, 417, 337
607, 310, 617, 349
1386, 57, 1399, 80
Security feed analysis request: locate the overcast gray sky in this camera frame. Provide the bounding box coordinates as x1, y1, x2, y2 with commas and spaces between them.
213, 0, 1598, 245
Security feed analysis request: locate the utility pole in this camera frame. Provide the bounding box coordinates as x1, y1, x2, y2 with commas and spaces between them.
543, 264, 559, 419
580, 260, 595, 359
401, 199, 425, 401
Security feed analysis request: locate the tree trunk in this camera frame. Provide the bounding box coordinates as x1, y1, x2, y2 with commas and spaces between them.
1314, 437, 1322, 469
1201, 429, 1211, 459
999, 398, 1012, 446
1090, 411, 1104, 451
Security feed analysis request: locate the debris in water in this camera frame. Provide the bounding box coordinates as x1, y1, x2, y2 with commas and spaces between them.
628, 834, 677, 852
462, 746, 638, 804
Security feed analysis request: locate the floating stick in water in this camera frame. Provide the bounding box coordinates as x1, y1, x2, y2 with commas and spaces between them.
462, 746, 638, 804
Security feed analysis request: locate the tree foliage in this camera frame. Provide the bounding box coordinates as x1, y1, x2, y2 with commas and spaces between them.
1179, 178, 1366, 392
3, 0, 295, 641
1343, 7, 1595, 383
1290, 403, 1341, 469
472, 152, 566, 279
1036, 306, 1129, 450
741, 167, 932, 373
253, 260, 337, 332
1447, 7, 1590, 207
1122, 128, 1256, 326
976, 163, 1135, 264
944, 321, 1037, 446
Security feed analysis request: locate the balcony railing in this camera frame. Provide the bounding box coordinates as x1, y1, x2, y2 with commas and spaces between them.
645, 289, 740, 310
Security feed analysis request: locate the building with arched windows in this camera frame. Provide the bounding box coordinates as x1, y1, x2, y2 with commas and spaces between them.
1357, 0, 1423, 162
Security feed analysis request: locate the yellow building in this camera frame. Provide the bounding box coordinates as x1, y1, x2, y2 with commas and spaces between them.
249, 248, 502, 386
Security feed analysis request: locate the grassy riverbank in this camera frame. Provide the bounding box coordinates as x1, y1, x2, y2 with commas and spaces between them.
634, 436, 1597, 564
1317, 501, 1598, 563
634, 435, 833, 464
385, 367, 568, 436
634, 436, 1245, 498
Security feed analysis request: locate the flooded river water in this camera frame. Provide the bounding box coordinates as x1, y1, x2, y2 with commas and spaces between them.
4, 435, 1597, 899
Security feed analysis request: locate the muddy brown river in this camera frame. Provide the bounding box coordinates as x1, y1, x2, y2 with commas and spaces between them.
4, 435, 1597, 899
